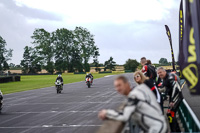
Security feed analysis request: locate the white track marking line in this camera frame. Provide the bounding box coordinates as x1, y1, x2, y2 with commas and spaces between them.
10, 111, 99, 114
0, 125, 102, 128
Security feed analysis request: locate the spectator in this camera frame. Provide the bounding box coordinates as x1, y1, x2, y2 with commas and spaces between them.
157, 67, 183, 132
146, 60, 152, 65
134, 71, 163, 113
140, 57, 157, 82
98, 75, 167, 133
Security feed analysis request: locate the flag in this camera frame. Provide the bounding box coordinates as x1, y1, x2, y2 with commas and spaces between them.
165, 25, 176, 71
179, 0, 200, 95
178, 0, 184, 78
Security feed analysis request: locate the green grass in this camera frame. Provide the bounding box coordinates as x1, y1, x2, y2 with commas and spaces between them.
0, 73, 122, 94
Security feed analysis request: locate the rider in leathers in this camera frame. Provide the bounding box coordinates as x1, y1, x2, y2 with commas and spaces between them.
157, 67, 183, 132
56, 74, 63, 86
99, 76, 167, 133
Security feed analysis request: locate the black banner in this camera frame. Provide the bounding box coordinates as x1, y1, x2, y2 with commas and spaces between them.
178, 0, 184, 71
179, 0, 200, 95
165, 25, 176, 71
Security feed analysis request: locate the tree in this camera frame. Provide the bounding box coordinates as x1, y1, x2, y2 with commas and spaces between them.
31, 29, 54, 74
73, 27, 98, 72
93, 49, 100, 72
20, 46, 42, 74
104, 57, 116, 71
0, 36, 13, 72
52, 28, 73, 72
124, 59, 139, 72
159, 58, 169, 66
9, 63, 15, 68
70, 46, 83, 72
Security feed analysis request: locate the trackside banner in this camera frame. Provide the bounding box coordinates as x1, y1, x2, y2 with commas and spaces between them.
179, 0, 200, 95
165, 25, 176, 71
178, 0, 184, 74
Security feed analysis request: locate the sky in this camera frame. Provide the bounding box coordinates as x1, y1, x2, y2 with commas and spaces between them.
0, 0, 181, 65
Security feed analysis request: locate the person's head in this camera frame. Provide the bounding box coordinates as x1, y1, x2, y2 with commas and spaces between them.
58, 74, 61, 77
140, 57, 147, 66
114, 76, 131, 96
134, 71, 147, 84
157, 67, 167, 79
146, 60, 152, 65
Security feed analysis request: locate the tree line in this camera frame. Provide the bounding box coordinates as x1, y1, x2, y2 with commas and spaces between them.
21, 27, 100, 74
0, 26, 172, 74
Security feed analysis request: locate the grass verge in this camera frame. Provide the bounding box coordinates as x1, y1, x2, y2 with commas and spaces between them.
0, 73, 123, 94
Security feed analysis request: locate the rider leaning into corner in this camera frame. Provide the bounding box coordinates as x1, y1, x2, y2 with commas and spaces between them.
56, 74, 64, 86
98, 76, 167, 133
157, 67, 183, 132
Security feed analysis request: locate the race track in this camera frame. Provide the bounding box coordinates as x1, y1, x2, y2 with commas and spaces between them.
0, 73, 199, 133
0, 73, 134, 133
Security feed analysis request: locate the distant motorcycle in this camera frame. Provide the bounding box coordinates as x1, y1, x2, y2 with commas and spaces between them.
86, 77, 92, 88
55, 80, 63, 94
0, 90, 3, 113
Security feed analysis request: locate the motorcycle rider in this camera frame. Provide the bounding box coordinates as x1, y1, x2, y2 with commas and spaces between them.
85, 73, 93, 83
140, 57, 157, 82
98, 76, 167, 133
157, 67, 183, 132
55, 74, 63, 88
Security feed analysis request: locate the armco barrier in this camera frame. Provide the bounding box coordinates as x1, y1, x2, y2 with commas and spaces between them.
74, 72, 86, 74
0, 76, 21, 83
178, 99, 200, 132
125, 70, 133, 73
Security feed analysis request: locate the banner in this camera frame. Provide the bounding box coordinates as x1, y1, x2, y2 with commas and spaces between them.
178, 0, 184, 72
179, 0, 200, 95
165, 25, 176, 71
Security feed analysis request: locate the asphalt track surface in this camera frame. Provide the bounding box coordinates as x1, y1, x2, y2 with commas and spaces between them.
182, 84, 200, 120
0, 73, 135, 133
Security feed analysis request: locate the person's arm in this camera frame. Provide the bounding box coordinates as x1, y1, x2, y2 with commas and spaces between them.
142, 65, 148, 77
105, 98, 137, 122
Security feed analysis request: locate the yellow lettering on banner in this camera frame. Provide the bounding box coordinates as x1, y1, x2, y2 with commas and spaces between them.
182, 64, 198, 90
190, 28, 195, 45
180, 10, 183, 18
188, 45, 196, 62
184, 27, 198, 90
168, 31, 170, 36
188, 28, 196, 62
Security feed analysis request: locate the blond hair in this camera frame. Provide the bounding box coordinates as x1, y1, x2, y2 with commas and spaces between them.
134, 71, 147, 84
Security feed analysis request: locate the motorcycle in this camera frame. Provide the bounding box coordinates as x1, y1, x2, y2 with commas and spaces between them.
0, 90, 3, 113
55, 80, 63, 94
86, 77, 92, 88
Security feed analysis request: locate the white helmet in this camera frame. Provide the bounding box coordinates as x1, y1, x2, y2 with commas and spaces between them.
58, 74, 61, 77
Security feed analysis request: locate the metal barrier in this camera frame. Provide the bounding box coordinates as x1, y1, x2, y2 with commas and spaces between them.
178, 99, 200, 132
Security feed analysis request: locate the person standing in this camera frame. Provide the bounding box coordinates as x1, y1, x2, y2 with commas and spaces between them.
98, 76, 167, 133
157, 67, 183, 132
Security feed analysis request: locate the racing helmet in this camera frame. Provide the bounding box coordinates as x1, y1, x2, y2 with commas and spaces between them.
58, 74, 62, 77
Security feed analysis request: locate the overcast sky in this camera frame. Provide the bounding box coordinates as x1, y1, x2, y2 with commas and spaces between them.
0, 0, 181, 65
